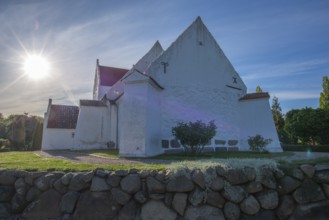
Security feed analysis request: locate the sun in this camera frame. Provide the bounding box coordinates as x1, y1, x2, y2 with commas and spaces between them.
23, 54, 50, 80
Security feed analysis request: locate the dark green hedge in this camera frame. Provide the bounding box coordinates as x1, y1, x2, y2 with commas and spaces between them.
282, 144, 329, 152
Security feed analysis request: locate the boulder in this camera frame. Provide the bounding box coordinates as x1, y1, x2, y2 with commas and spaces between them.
279, 176, 301, 194
240, 195, 260, 215
61, 191, 80, 214
300, 164, 315, 178
111, 188, 132, 205
14, 178, 27, 196
115, 170, 128, 176
293, 179, 325, 204
172, 193, 188, 216
0, 170, 16, 185
240, 210, 277, 220
134, 191, 147, 204
24, 171, 46, 185
322, 184, 329, 197
0, 203, 11, 218
147, 176, 166, 193
258, 168, 276, 189
314, 170, 329, 184
223, 185, 247, 203
11, 194, 28, 213
139, 170, 150, 179
245, 181, 263, 194
315, 164, 329, 171
68, 173, 90, 191
291, 168, 304, 180
276, 195, 295, 220
224, 202, 240, 220
167, 175, 194, 192
121, 174, 141, 194
225, 169, 249, 185
81, 170, 94, 183
206, 191, 225, 208
73, 191, 120, 220
256, 189, 279, 210
149, 193, 165, 200
53, 178, 67, 194
107, 173, 121, 187
244, 167, 256, 181
191, 170, 205, 189
290, 199, 329, 220
155, 171, 166, 181
189, 187, 206, 206
184, 205, 225, 220
118, 199, 138, 220
96, 169, 109, 177
26, 187, 41, 202
141, 200, 177, 220
90, 176, 111, 192
61, 173, 73, 185
0, 186, 15, 202
164, 192, 174, 207
210, 177, 224, 191
22, 189, 61, 220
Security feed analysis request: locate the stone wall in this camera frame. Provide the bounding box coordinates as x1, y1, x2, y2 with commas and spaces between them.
1, 164, 329, 220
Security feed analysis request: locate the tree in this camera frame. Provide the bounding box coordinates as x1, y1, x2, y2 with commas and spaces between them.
172, 120, 217, 155
256, 86, 263, 93
248, 134, 272, 152
320, 76, 329, 109
271, 96, 286, 143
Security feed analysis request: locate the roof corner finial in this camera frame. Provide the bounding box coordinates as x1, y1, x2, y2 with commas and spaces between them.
48, 98, 52, 106
96, 59, 99, 66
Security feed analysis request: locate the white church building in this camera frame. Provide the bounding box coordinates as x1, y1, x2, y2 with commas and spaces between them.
41, 17, 282, 157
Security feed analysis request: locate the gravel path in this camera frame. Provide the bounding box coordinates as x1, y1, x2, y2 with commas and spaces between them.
35, 150, 176, 165
35, 150, 329, 166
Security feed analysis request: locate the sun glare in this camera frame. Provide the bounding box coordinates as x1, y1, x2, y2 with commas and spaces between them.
23, 55, 50, 80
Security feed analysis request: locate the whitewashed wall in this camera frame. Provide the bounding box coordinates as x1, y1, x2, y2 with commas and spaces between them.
41, 128, 75, 150
73, 105, 111, 150
239, 98, 282, 152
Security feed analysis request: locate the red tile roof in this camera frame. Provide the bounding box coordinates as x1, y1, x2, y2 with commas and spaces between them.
239, 92, 270, 101
47, 105, 79, 129
99, 66, 129, 86
80, 100, 107, 107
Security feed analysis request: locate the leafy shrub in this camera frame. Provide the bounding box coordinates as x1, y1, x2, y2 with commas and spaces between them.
281, 144, 329, 152
248, 134, 272, 152
172, 120, 217, 155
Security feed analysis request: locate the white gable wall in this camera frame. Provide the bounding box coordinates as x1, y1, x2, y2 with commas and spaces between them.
42, 128, 75, 150
239, 98, 282, 152
73, 105, 111, 150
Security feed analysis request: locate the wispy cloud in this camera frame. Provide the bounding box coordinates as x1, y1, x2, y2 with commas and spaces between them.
271, 91, 319, 101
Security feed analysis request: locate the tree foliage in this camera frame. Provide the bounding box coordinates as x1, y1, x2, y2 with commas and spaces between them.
320, 75, 329, 109
271, 96, 287, 143
256, 85, 263, 93
248, 134, 272, 152
172, 120, 217, 155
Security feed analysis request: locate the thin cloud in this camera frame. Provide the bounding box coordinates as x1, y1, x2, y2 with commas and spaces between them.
272, 91, 319, 101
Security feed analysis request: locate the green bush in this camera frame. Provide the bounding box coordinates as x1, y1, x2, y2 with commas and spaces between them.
281, 144, 329, 152
248, 134, 272, 152
172, 120, 217, 156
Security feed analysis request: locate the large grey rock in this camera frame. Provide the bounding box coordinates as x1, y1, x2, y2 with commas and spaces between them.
61, 191, 80, 214
11, 194, 27, 213
225, 169, 249, 185
223, 185, 247, 203
293, 179, 325, 204
134, 191, 147, 204
68, 173, 90, 191
149, 193, 165, 200
73, 191, 120, 220
210, 177, 224, 191
240, 210, 277, 220
34, 172, 62, 192
167, 175, 194, 192
206, 191, 225, 208
0, 170, 16, 185
244, 167, 256, 181
61, 173, 73, 185
81, 170, 94, 183
256, 189, 279, 210
189, 187, 206, 206
139, 170, 150, 179
322, 184, 329, 197
96, 169, 109, 177
279, 176, 301, 194
300, 164, 315, 178
121, 174, 141, 194
315, 164, 329, 171
15, 178, 27, 196
172, 193, 188, 216
26, 187, 41, 202
164, 192, 174, 207
314, 170, 329, 183
141, 200, 177, 220
118, 199, 138, 220
184, 205, 225, 220
191, 170, 205, 189
245, 181, 263, 194
258, 168, 277, 189
224, 202, 240, 220
111, 187, 132, 205
115, 169, 128, 176
22, 189, 61, 220
0, 203, 11, 218
240, 195, 260, 215
107, 173, 121, 187
53, 178, 67, 194
24, 171, 46, 185
276, 195, 295, 220
90, 176, 111, 192
147, 176, 166, 193
0, 186, 14, 202
290, 199, 329, 220
291, 168, 304, 180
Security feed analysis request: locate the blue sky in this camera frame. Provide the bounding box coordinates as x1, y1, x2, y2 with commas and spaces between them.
0, 0, 329, 116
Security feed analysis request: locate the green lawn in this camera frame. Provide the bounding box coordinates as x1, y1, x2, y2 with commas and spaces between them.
72, 149, 119, 159
0, 152, 165, 172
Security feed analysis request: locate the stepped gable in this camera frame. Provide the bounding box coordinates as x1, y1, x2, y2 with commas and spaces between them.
47, 104, 79, 129
98, 66, 128, 86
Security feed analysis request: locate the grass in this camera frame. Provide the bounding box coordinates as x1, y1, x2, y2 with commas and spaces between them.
71, 149, 119, 159
0, 151, 165, 172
